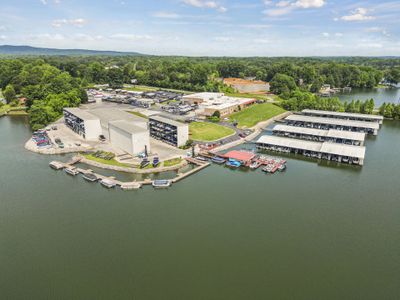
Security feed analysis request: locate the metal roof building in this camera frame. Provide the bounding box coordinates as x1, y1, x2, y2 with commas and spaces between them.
256, 135, 366, 165
272, 124, 365, 145
285, 114, 379, 135
302, 109, 383, 124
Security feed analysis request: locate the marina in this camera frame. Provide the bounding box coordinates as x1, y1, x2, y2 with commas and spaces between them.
285, 114, 380, 135
256, 135, 365, 165
301, 109, 384, 124
271, 124, 365, 145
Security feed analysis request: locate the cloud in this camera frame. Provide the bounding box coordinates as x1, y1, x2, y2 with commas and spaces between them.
253, 38, 270, 44
322, 32, 329, 37
0, 25, 7, 31
152, 11, 180, 19
341, 8, 375, 21
40, 0, 61, 4
182, 0, 227, 13
263, 0, 325, 16
30, 33, 65, 40
293, 0, 325, 9
52, 18, 87, 28
335, 32, 343, 37
366, 27, 390, 37
0, 35, 7, 40
74, 34, 103, 41
109, 33, 153, 40
213, 36, 233, 42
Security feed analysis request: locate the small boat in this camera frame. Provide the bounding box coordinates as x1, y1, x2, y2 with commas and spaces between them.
225, 158, 241, 168
140, 159, 150, 169
211, 156, 226, 164
64, 167, 79, 176
152, 179, 171, 188
249, 161, 261, 170
49, 161, 64, 170
153, 157, 160, 167
278, 164, 286, 172
195, 156, 208, 162
100, 178, 116, 188
82, 173, 98, 182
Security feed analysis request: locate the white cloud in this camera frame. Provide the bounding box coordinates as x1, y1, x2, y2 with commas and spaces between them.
335, 32, 343, 37
263, 0, 325, 16
0, 35, 7, 40
182, 0, 227, 13
253, 38, 270, 44
74, 34, 103, 41
214, 36, 233, 42
52, 18, 87, 28
152, 11, 180, 19
109, 34, 153, 41
30, 33, 65, 40
0, 25, 7, 31
366, 27, 390, 37
40, 0, 61, 4
341, 8, 375, 21
293, 0, 325, 9
322, 32, 329, 37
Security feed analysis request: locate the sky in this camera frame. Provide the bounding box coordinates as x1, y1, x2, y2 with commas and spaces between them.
0, 0, 399, 56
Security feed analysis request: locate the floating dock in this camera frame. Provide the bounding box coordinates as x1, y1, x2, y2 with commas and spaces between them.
49, 157, 210, 190
301, 109, 383, 124
256, 135, 366, 165
285, 114, 380, 135
271, 124, 366, 146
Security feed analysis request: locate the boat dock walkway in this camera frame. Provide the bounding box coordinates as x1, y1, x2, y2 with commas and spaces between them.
50, 156, 210, 190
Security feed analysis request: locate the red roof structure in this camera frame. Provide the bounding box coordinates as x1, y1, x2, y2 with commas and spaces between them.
222, 150, 256, 163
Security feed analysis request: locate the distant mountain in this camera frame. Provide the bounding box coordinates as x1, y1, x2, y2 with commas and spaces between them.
0, 45, 143, 56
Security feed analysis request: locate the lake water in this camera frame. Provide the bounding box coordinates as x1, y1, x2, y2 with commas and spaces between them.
1, 98, 400, 298
337, 87, 400, 106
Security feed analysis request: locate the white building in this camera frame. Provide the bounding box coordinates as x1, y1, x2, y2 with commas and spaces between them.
149, 115, 189, 147
109, 120, 150, 156
182, 92, 256, 117
63, 107, 150, 156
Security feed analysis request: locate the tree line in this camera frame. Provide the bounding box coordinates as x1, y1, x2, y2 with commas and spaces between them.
1, 56, 400, 129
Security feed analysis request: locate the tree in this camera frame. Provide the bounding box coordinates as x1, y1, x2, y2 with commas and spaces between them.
3, 84, 16, 104
270, 73, 297, 96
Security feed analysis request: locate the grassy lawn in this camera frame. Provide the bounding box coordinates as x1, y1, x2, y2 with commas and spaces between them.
189, 122, 235, 141
229, 103, 286, 128
82, 153, 134, 168
163, 158, 183, 167
0, 104, 10, 116
127, 111, 149, 119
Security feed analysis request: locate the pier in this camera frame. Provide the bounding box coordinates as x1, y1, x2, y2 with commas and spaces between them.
271, 124, 366, 146
301, 109, 384, 124
285, 114, 380, 135
256, 135, 366, 165
49, 156, 210, 190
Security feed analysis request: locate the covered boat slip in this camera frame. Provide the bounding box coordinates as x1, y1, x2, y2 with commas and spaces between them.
301, 109, 384, 124
256, 135, 366, 165
285, 114, 380, 135
272, 124, 365, 146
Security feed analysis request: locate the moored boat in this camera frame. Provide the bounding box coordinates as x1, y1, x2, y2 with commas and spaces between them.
225, 158, 241, 168
100, 178, 116, 188
152, 179, 172, 188
64, 167, 79, 176
49, 161, 64, 170
82, 173, 98, 182
211, 156, 226, 164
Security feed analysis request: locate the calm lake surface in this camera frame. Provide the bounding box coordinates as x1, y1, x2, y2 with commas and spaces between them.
337, 87, 400, 106
1, 93, 400, 299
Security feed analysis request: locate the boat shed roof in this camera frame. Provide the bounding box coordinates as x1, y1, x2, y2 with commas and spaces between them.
222, 150, 256, 162
272, 124, 365, 142
285, 115, 379, 130
257, 135, 365, 159
302, 109, 383, 121
257, 135, 322, 152
320, 142, 365, 159
90, 108, 147, 128
64, 108, 98, 121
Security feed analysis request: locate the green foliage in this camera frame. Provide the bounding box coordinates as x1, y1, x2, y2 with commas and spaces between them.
207, 116, 220, 123
270, 74, 297, 96
3, 84, 16, 104
212, 110, 221, 118
379, 103, 400, 119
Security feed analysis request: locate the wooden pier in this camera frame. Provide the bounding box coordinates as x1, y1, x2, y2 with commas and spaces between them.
49, 156, 210, 190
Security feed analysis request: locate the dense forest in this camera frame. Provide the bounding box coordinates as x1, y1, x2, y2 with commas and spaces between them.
1, 56, 400, 129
